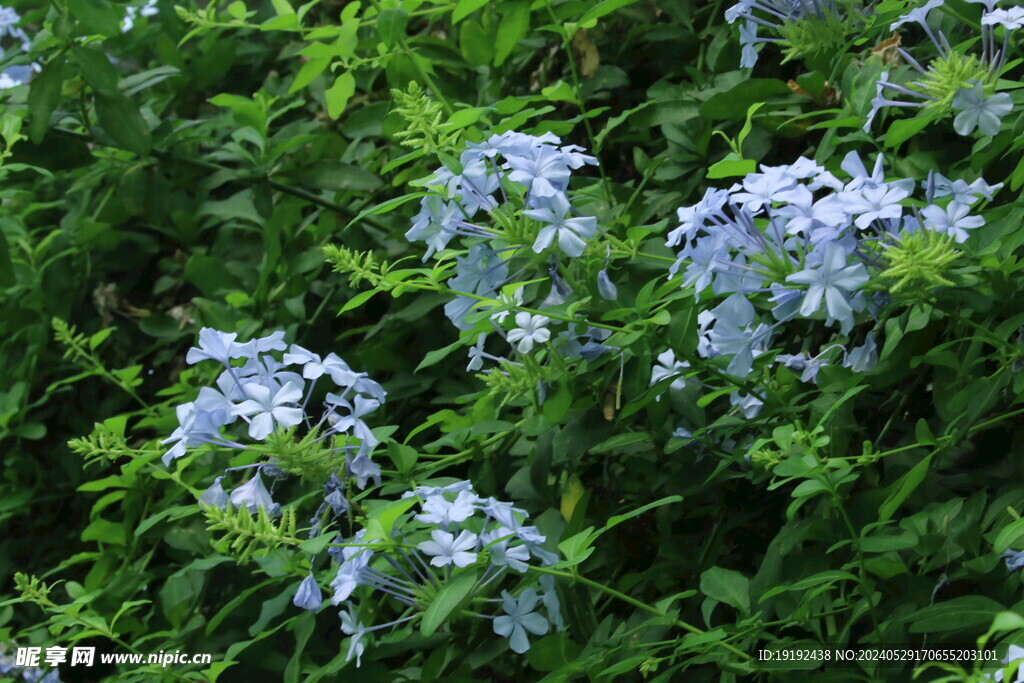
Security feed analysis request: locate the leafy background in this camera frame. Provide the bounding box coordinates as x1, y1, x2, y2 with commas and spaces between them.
2, 0, 1024, 681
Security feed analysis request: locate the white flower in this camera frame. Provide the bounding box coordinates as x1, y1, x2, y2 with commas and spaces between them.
507, 313, 551, 353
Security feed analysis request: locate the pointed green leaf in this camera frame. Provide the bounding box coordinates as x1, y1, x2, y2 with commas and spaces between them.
421, 570, 479, 637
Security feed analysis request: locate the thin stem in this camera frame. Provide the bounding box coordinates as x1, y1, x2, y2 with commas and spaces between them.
527, 566, 751, 662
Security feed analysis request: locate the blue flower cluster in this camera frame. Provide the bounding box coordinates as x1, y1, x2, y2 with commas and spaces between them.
866, 0, 1017, 136
725, 0, 872, 67
122, 0, 158, 32
304, 480, 562, 665
163, 328, 386, 512
0, 647, 60, 683
655, 153, 1000, 415
405, 132, 615, 375
0, 7, 37, 88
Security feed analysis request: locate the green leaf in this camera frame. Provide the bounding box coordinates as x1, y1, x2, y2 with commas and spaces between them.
421, 569, 479, 637
578, 0, 639, 25
452, 0, 488, 24
88, 327, 115, 350
589, 432, 651, 454
337, 289, 377, 315
0, 229, 13, 287
325, 72, 356, 119
363, 497, 419, 542
604, 495, 683, 531
416, 339, 464, 372
289, 56, 329, 93
94, 94, 152, 155
860, 530, 919, 552
135, 505, 199, 536
906, 595, 1005, 633
298, 531, 337, 555
81, 518, 126, 545
289, 161, 383, 192
68, 0, 122, 36
878, 454, 932, 523
28, 58, 64, 143
119, 66, 182, 97
376, 8, 408, 47
557, 527, 597, 565
459, 20, 494, 66
698, 80, 791, 121
700, 566, 750, 614
208, 93, 267, 134
884, 115, 935, 148
994, 518, 1024, 554
494, 1, 529, 66
71, 46, 120, 95
386, 441, 418, 472
542, 380, 572, 424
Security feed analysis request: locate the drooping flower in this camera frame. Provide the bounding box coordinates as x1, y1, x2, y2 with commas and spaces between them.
339, 609, 367, 667
198, 476, 230, 508
229, 471, 280, 516
293, 572, 324, 612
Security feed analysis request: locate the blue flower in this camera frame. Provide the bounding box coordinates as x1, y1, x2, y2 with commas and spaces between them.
596, 268, 618, 300
405, 195, 459, 260
185, 328, 247, 366
776, 352, 829, 383
952, 81, 1013, 137
982, 7, 1024, 30
507, 313, 551, 353
539, 574, 565, 632
890, 0, 945, 32
417, 529, 479, 568
505, 145, 572, 198
293, 572, 323, 612
842, 184, 911, 229
347, 453, 381, 489
232, 381, 304, 440
481, 527, 531, 573
651, 349, 689, 392
1000, 549, 1024, 571
493, 589, 549, 654
920, 201, 984, 243
331, 541, 373, 604
339, 609, 367, 667
229, 471, 280, 516
844, 333, 878, 373
477, 496, 528, 529
705, 294, 773, 377
416, 490, 479, 528
236, 330, 287, 358
729, 390, 764, 418
160, 402, 230, 466
525, 193, 597, 258
785, 243, 869, 330
199, 475, 229, 508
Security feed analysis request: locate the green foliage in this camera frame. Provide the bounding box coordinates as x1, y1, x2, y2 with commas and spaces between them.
5, 0, 1024, 681
203, 504, 301, 564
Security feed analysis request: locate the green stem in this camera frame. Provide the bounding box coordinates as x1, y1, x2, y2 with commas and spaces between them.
528, 565, 752, 662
